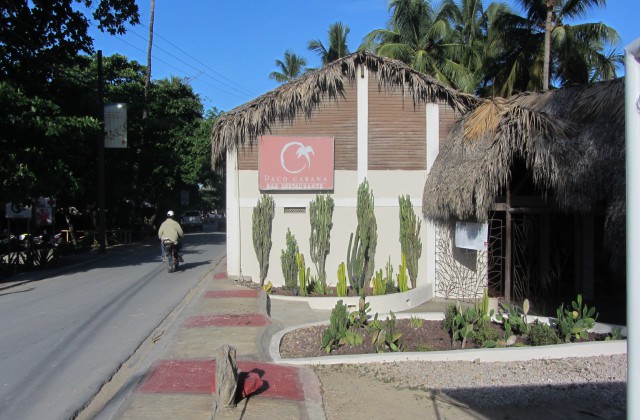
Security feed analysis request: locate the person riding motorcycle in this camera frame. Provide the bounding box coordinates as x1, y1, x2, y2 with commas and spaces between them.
158, 210, 184, 262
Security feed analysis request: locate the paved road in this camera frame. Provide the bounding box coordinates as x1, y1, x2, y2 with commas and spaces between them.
0, 227, 226, 420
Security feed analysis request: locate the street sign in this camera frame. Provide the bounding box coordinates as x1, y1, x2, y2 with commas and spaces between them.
35, 207, 53, 226
105, 103, 128, 148
5, 202, 32, 219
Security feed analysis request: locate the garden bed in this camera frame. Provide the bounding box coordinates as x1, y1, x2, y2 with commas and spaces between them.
278, 317, 617, 359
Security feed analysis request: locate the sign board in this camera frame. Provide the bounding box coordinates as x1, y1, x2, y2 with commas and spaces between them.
259, 136, 334, 190
455, 222, 488, 251
35, 207, 53, 226
36, 197, 56, 208
5, 203, 32, 219
104, 103, 128, 148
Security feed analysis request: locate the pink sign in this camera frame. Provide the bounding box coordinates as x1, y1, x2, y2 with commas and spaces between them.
259, 136, 334, 190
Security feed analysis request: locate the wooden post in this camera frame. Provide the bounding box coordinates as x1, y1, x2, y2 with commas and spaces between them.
504, 188, 512, 301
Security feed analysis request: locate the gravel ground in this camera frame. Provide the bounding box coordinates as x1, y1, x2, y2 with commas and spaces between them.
313, 354, 627, 419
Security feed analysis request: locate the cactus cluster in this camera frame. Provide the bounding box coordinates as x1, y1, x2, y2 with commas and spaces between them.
296, 252, 310, 296
347, 179, 377, 294
309, 194, 334, 290
252, 195, 275, 286
337, 262, 347, 297
398, 194, 421, 288
280, 229, 299, 290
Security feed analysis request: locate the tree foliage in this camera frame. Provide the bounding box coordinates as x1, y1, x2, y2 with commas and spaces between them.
0, 2, 221, 233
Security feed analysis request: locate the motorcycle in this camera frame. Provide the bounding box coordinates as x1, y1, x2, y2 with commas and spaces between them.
162, 239, 181, 273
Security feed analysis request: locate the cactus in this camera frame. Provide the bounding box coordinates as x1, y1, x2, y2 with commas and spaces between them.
398, 194, 422, 288
309, 194, 334, 291
337, 262, 347, 297
280, 229, 299, 290
321, 300, 349, 353
397, 253, 409, 292
346, 179, 377, 294
385, 256, 395, 293
252, 195, 275, 286
372, 269, 385, 296
296, 252, 310, 296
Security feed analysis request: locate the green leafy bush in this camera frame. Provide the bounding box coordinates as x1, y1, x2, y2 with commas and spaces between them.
528, 320, 561, 346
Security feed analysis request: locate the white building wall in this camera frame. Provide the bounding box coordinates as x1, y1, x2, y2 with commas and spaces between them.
225, 66, 439, 296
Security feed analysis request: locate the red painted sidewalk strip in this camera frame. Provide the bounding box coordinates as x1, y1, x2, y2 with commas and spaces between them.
184, 314, 271, 328
205, 290, 258, 298
213, 272, 228, 280
138, 360, 303, 401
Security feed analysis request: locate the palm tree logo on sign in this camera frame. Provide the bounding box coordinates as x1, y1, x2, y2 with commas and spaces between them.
280, 142, 314, 174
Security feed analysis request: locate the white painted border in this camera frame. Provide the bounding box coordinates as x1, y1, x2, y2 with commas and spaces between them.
226, 149, 240, 277
269, 285, 432, 314
425, 103, 439, 290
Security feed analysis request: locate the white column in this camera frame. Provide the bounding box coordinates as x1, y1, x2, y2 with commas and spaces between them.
425, 103, 439, 290
226, 148, 241, 277
625, 37, 640, 420
357, 65, 369, 184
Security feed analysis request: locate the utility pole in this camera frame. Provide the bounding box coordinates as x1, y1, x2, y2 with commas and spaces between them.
98, 50, 106, 253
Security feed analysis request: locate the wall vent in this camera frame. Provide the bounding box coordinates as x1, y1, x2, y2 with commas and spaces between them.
284, 207, 306, 214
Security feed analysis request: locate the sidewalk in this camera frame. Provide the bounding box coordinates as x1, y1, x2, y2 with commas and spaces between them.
90, 259, 327, 420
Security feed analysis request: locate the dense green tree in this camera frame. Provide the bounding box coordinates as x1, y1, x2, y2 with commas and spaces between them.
489, 0, 620, 94
269, 50, 308, 83
361, 0, 475, 92
308, 21, 350, 65
0, 0, 139, 92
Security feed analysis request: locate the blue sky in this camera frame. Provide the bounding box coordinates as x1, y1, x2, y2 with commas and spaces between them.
88, 0, 638, 113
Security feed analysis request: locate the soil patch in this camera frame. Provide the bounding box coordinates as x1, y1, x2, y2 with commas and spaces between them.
279, 319, 610, 359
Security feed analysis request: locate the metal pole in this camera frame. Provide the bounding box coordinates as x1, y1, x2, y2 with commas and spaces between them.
625, 37, 640, 420
97, 50, 106, 253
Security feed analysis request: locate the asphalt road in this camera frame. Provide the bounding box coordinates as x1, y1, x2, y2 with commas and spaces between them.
0, 226, 226, 420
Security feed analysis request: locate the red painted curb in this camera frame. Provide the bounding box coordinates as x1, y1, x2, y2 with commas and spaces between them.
138, 359, 303, 401
205, 290, 259, 298
213, 272, 228, 280
183, 314, 271, 328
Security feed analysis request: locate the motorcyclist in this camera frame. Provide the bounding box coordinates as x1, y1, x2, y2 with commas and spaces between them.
158, 210, 184, 262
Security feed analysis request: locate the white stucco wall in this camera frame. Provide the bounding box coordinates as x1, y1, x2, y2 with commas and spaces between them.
236, 169, 430, 288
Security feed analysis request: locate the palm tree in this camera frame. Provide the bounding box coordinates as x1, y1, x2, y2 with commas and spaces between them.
360, 0, 476, 93
509, 0, 620, 91
308, 22, 350, 65
269, 50, 307, 83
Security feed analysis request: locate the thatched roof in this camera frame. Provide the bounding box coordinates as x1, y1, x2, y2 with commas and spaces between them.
423, 78, 625, 250
210, 51, 478, 166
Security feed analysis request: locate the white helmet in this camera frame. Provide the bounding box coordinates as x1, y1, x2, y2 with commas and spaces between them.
167, 210, 174, 218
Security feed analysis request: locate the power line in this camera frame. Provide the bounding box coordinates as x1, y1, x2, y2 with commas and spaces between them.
112, 34, 249, 101
124, 28, 255, 99
134, 21, 257, 98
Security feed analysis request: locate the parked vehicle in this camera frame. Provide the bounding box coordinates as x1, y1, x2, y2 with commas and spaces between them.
181, 210, 203, 232
162, 239, 180, 273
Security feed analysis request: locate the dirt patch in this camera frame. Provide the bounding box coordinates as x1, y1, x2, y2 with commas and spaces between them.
279, 318, 609, 358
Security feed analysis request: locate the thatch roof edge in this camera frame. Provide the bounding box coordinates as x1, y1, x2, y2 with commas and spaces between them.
210, 51, 478, 167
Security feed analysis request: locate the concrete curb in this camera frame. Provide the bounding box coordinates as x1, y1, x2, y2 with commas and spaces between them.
270, 312, 628, 365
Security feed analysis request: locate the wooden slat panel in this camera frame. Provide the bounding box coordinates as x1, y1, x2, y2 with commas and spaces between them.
439, 103, 459, 146
238, 82, 357, 170
368, 75, 426, 170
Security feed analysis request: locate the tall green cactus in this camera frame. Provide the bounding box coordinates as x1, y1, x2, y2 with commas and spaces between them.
399, 194, 421, 288
252, 194, 275, 286
309, 194, 334, 291
347, 179, 377, 294
337, 262, 347, 297
296, 252, 310, 296
280, 228, 299, 290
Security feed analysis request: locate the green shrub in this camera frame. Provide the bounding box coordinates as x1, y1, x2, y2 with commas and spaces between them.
528, 320, 561, 346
